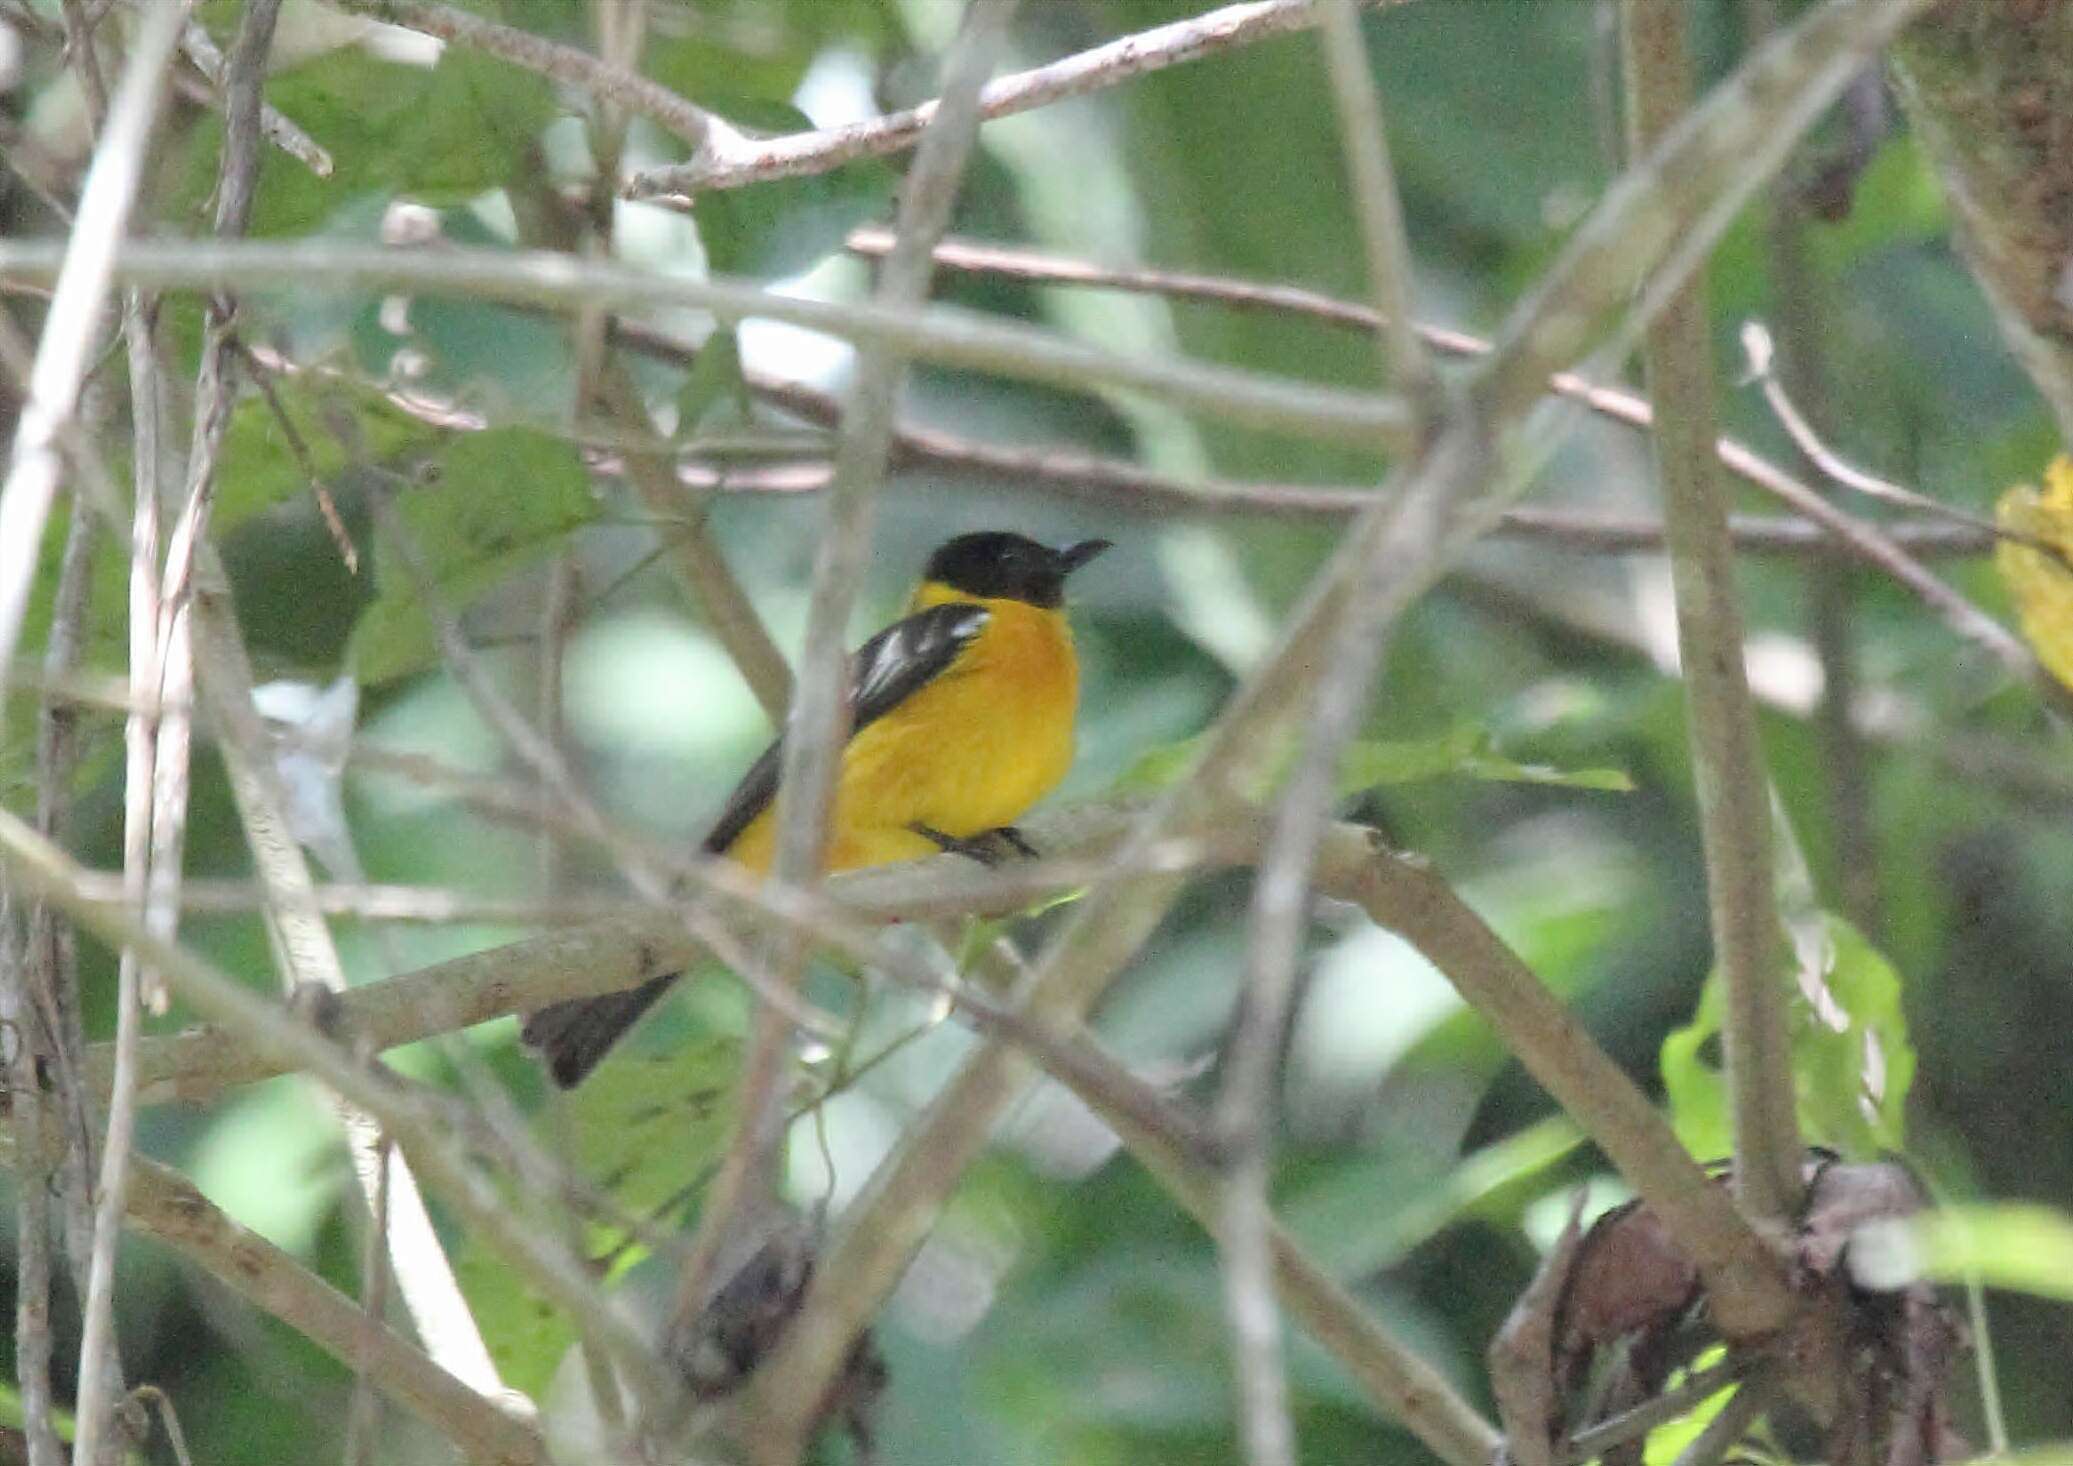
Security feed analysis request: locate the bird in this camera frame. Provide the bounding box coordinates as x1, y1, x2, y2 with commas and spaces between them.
522, 530, 1112, 1087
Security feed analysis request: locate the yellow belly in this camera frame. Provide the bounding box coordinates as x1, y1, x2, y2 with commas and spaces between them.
724, 596, 1079, 874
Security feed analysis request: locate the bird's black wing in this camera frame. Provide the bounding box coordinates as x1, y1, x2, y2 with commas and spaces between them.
525, 601, 988, 1087
700, 600, 990, 854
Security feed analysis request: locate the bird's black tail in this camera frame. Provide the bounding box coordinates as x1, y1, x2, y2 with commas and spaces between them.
521, 972, 678, 1088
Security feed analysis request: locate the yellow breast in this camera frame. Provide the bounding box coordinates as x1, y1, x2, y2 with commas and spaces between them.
725, 592, 1080, 873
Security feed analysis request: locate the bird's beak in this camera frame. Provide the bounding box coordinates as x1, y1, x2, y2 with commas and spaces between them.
1056, 539, 1113, 575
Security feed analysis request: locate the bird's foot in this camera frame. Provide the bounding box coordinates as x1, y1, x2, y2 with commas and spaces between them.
914, 823, 1040, 866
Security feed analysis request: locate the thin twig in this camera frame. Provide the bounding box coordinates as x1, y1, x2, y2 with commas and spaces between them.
143, 0, 293, 1007
0, 0, 184, 738
1743, 320, 2019, 545
5, 492, 98, 1466
1317, 0, 1432, 402
100, 1153, 546, 1466
1559, 1355, 1753, 1466
1667, 1375, 1776, 1466
1, 875, 62, 1466
1087, 1073, 1501, 1466
1620, 0, 1801, 1232
174, 14, 332, 176
44, 17, 191, 1460
1743, 65, 1883, 940
0, 239, 1419, 451
190, 561, 508, 1398
625, 0, 1411, 199
122, 290, 171, 1015
831, 230, 2008, 568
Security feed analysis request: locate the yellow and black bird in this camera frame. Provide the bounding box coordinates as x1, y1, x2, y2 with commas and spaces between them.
523, 530, 1112, 1086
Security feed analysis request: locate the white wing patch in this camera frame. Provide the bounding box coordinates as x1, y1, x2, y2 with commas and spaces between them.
852, 604, 989, 722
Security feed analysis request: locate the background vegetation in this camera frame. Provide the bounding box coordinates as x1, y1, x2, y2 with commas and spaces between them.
4, 1, 2073, 1464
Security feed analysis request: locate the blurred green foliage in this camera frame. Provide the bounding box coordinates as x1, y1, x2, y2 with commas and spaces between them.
5, 0, 2073, 1462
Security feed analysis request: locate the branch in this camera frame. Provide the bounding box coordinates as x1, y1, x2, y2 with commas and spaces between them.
626, 0, 1409, 199
1734, 323, 2058, 703
0, 239, 1416, 451
84, 799, 1154, 1102
85, 1152, 546, 1466
0, 0, 183, 738
189, 565, 505, 1397
1317, 0, 1432, 401
174, 15, 332, 176
1620, 0, 1800, 1233
12, 484, 99, 1466
1308, 826, 1795, 1333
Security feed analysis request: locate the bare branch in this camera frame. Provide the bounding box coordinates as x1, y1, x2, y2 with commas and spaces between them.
1092, 1084, 1502, 1466
1620, 0, 1800, 1232
106, 1153, 546, 1466
10, 490, 99, 1466
189, 567, 506, 1398
833, 227, 1988, 542
1308, 825, 1793, 1334
0, 238, 1418, 451
174, 16, 332, 176
1317, 0, 1433, 401
90, 799, 1157, 1103
0, 0, 184, 736
626, 0, 1412, 199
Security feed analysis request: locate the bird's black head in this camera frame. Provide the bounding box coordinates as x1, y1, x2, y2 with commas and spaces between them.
922, 531, 1111, 609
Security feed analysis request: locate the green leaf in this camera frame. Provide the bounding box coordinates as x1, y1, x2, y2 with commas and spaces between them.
695, 158, 898, 281
675, 327, 752, 433
197, 43, 559, 239
347, 427, 597, 684
453, 1238, 577, 1401
1799, 916, 1915, 1154
1117, 723, 1631, 798
567, 1032, 742, 1216
1660, 975, 1733, 1162
1660, 911, 1914, 1161
1339, 727, 1634, 795
455, 1028, 741, 1401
